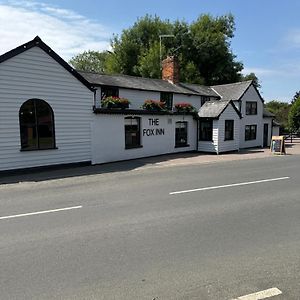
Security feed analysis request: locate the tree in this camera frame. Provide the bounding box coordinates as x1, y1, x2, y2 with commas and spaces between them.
240, 72, 261, 89
265, 100, 291, 132
69, 51, 110, 73
292, 91, 300, 104
288, 97, 300, 133
69, 14, 258, 86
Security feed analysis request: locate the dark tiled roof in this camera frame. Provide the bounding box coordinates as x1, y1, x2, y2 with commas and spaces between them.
198, 100, 230, 118
263, 108, 275, 118
198, 100, 242, 119
79, 71, 202, 96
178, 83, 220, 97
211, 81, 253, 101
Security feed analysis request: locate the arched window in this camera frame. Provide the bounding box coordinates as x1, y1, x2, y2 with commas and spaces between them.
19, 99, 55, 150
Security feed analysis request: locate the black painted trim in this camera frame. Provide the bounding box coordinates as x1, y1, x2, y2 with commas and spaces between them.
93, 108, 197, 116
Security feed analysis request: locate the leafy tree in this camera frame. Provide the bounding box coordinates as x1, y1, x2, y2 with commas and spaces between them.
288, 97, 300, 133
292, 91, 300, 104
265, 100, 291, 132
69, 51, 109, 73
240, 72, 261, 89
69, 14, 258, 86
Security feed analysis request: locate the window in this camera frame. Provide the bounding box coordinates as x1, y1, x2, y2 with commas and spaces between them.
201, 96, 210, 106
225, 120, 234, 141
199, 120, 213, 141
160, 92, 173, 110
246, 101, 257, 115
175, 122, 188, 147
125, 117, 141, 149
245, 125, 257, 141
101, 86, 119, 100
19, 99, 55, 150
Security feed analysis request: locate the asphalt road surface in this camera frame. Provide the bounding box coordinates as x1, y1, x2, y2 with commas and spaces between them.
0, 155, 300, 299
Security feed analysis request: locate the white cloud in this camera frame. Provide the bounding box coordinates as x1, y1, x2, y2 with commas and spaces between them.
242, 67, 281, 76
0, 0, 112, 60
285, 28, 300, 48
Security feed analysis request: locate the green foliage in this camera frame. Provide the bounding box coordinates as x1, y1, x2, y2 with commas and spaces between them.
240, 73, 261, 89
142, 100, 166, 111
69, 51, 109, 73
265, 100, 291, 131
292, 91, 300, 104
288, 97, 300, 132
101, 96, 130, 109
69, 14, 259, 86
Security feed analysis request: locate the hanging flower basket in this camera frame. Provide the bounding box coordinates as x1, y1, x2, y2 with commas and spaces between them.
142, 100, 166, 111
174, 102, 197, 113
102, 96, 131, 109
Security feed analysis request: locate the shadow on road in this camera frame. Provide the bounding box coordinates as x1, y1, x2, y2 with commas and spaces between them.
0, 152, 200, 185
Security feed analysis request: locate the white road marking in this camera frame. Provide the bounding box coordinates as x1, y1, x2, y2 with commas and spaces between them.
170, 177, 290, 195
0, 205, 82, 220
232, 287, 282, 299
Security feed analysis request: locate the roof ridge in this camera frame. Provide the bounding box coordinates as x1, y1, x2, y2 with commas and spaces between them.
211, 80, 252, 88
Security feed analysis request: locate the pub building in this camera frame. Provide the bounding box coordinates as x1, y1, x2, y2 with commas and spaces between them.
0, 36, 277, 172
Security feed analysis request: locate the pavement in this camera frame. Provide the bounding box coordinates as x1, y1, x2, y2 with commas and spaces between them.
1, 138, 299, 185
135, 138, 300, 170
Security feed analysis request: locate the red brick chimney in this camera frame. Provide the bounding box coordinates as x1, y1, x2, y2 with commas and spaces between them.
162, 56, 179, 84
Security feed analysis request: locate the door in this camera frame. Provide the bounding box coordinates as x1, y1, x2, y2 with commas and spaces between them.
263, 123, 269, 147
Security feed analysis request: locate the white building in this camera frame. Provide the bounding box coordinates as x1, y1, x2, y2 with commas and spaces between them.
0, 37, 277, 172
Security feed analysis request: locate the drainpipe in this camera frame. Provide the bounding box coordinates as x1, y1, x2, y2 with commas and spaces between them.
196, 118, 199, 152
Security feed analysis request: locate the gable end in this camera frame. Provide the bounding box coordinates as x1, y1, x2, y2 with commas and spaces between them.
0, 36, 94, 92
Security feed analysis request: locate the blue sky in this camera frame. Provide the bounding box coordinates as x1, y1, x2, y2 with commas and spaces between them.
0, 0, 299, 102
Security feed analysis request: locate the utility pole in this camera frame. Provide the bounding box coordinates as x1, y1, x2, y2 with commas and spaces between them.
159, 34, 175, 70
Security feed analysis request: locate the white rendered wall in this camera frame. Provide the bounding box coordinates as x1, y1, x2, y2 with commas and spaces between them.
218, 104, 240, 153
239, 85, 264, 149
173, 94, 202, 110
91, 114, 197, 164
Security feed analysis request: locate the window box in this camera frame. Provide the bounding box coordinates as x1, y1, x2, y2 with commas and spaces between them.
142, 100, 166, 112
174, 102, 196, 113
102, 96, 130, 109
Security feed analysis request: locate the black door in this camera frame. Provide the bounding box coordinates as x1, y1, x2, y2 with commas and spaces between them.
263, 123, 269, 147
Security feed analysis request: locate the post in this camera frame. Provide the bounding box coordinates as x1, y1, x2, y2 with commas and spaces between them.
159, 34, 175, 70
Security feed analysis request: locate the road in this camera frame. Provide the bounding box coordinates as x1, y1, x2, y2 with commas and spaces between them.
0, 155, 300, 299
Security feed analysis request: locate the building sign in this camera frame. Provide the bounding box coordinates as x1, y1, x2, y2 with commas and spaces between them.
270, 136, 285, 154
143, 118, 165, 136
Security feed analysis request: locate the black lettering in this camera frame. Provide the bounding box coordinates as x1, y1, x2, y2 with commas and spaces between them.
156, 128, 165, 135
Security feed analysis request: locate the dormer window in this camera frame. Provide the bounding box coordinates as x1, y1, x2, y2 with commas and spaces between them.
201, 96, 210, 106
